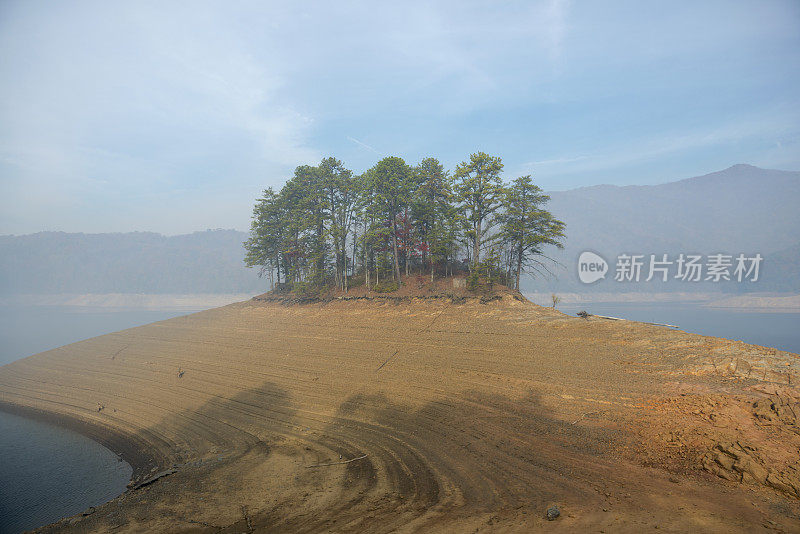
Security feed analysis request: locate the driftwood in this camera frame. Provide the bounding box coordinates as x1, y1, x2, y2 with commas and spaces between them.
577, 310, 677, 328
129, 468, 177, 490
305, 454, 368, 468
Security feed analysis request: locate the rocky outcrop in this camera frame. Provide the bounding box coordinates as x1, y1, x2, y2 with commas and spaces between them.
702, 390, 800, 498
703, 441, 800, 498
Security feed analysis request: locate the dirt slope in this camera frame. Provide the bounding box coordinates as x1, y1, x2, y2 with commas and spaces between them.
0, 295, 798, 533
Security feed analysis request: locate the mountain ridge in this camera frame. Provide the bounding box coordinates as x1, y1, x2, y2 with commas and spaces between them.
0, 229, 264, 295
533, 164, 800, 293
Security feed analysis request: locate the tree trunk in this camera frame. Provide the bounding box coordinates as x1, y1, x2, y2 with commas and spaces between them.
346, 236, 351, 291
391, 216, 401, 283
403, 208, 410, 278
474, 219, 481, 266
317, 218, 325, 279
516, 242, 523, 291
351, 233, 357, 291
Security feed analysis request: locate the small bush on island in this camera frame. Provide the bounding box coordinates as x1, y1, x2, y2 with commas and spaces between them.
372, 280, 400, 293
293, 280, 326, 298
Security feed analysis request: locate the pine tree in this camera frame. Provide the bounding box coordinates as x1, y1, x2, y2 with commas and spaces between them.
453, 152, 505, 267
244, 187, 284, 289
499, 175, 566, 290
319, 157, 358, 291
282, 165, 326, 285
427, 202, 460, 280
366, 156, 413, 283
412, 157, 451, 276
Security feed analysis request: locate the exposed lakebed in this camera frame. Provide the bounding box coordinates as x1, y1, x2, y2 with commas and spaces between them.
0, 298, 797, 531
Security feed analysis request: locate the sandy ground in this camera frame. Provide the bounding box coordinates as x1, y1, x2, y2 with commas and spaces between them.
0, 294, 799, 533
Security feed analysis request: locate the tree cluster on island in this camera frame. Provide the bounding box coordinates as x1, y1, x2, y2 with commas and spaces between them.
244, 152, 566, 294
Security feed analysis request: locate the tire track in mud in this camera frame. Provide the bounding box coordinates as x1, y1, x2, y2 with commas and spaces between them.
241, 388, 621, 532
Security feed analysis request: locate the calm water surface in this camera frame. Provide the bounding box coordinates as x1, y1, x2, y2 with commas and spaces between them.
0, 411, 132, 534
0, 305, 196, 366
557, 302, 800, 354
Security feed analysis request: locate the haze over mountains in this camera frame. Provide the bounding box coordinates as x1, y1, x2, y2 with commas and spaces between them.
0, 165, 797, 297
525, 164, 800, 294
0, 229, 263, 295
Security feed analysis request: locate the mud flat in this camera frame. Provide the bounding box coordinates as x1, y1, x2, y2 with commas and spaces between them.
1, 294, 798, 532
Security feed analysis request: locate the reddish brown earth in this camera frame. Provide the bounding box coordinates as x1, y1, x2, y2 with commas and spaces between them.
0, 289, 798, 533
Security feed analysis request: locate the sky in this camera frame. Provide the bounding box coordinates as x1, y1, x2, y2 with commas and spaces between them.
1, 0, 799, 235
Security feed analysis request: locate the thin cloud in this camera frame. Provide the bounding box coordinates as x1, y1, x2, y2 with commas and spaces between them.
1, 1, 798, 233
524, 109, 800, 180
347, 136, 384, 156
526, 155, 588, 166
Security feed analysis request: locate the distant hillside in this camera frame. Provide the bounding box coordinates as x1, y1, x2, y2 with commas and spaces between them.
0, 229, 266, 295
756, 241, 800, 293
524, 164, 800, 294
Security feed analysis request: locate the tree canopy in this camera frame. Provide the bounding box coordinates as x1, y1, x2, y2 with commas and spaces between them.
245, 152, 565, 293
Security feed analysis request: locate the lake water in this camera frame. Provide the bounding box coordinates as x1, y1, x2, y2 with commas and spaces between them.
0, 300, 797, 532
556, 302, 800, 354
0, 411, 132, 534
0, 305, 198, 366
0, 305, 202, 533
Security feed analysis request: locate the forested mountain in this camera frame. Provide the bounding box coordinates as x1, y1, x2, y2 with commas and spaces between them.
0, 230, 264, 295
525, 164, 800, 294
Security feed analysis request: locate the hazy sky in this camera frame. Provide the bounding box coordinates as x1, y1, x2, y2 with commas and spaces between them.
1, 1, 799, 235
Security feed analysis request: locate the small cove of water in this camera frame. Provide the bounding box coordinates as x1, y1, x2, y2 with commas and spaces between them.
0, 411, 132, 534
